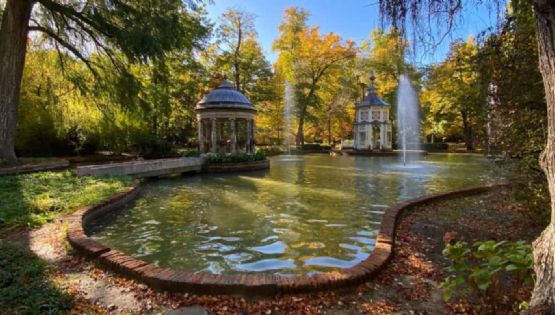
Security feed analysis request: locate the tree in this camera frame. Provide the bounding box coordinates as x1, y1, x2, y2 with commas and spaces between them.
255, 70, 285, 145
0, 0, 208, 164
378, 0, 555, 310
273, 7, 355, 146
422, 38, 485, 150
357, 28, 421, 145
203, 8, 274, 106
476, 0, 546, 161
216, 8, 256, 93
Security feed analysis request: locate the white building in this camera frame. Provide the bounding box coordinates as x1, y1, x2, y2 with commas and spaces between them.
353, 74, 392, 150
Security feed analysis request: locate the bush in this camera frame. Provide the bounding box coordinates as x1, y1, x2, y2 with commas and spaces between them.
132, 136, 178, 159
182, 149, 200, 157
440, 240, 533, 312
301, 143, 329, 151
423, 142, 449, 151
257, 145, 285, 155
207, 151, 266, 164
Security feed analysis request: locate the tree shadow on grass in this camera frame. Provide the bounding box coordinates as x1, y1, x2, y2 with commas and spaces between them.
0, 175, 72, 315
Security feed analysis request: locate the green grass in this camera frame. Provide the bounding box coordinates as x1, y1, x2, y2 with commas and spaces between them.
0, 242, 72, 314
0, 157, 59, 168
0, 171, 134, 227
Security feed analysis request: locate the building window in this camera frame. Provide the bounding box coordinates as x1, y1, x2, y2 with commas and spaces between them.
360, 111, 368, 121
372, 110, 380, 120
383, 111, 388, 120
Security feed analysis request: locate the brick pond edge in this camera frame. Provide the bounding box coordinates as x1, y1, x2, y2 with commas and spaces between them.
67, 180, 510, 296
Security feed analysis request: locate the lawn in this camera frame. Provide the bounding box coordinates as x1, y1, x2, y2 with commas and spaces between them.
0, 242, 72, 314
0, 171, 134, 227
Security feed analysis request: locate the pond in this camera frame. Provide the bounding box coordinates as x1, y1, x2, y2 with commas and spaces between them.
89, 153, 507, 275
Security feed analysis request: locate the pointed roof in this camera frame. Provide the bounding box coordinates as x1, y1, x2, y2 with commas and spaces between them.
357, 73, 389, 107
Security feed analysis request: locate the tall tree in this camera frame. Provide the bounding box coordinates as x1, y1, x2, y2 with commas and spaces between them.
422, 37, 484, 150
477, 0, 546, 161
216, 8, 257, 93
0, 0, 208, 164
273, 7, 355, 146
378, 0, 555, 310
357, 28, 421, 145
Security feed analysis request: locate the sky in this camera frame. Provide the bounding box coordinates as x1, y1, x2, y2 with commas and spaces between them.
205, 0, 504, 66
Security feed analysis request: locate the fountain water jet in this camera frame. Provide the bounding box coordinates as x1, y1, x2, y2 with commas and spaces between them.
396, 74, 421, 165
284, 81, 295, 155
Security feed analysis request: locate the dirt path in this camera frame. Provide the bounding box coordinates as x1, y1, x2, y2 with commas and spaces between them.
0, 187, 543, 314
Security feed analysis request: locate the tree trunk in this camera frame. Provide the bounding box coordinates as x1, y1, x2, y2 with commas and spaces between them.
461, 110, 474, 151
530, 0, 555, 312
296, 113, 304, 147
233, 22, 242, 92
328, 115, 332, 145
0, 0, 34, 165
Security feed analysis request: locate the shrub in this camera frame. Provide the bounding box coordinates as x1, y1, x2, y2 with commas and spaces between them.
257, 145, 284, 155
301, 143, 329, 151
207, 151, 266, 164
182, 149, 200, 157
423, 142, 449, 151
132, 136, 178, 159
440, 240, 533, 312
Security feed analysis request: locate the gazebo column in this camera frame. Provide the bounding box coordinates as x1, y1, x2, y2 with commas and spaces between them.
246, 119, 252, 153
198, 117, 204, 153
252, 119, 256, 152
230, 118, 237, 152
380, 123, 385, 150
210, 118, 217, 153
369, 127, 374, 150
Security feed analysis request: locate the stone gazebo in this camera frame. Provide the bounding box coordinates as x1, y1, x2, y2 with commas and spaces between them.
196, 79, 256, 153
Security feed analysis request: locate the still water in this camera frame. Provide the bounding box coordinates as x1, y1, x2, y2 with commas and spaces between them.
90, 153, 506, 274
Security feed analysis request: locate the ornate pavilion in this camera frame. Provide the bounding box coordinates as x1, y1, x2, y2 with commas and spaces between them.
353, 74, 392, 150
196, 79, 256, 153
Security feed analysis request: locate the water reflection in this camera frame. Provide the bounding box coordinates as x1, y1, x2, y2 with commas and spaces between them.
89, 153, 506, 274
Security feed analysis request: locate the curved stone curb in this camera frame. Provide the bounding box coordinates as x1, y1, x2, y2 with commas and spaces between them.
205, 159, 269, 173
67, 181, 509, 297
0, 159, 69, 176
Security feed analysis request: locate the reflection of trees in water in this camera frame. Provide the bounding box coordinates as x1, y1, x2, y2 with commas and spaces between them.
92, 154, 502, 274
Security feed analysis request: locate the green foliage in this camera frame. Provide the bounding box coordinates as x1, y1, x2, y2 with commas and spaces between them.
273, 7, 356, 145
0, 171, 133, 227
207, 151, 266, 164
422, 143, 449, 151
301, 143, 331, 151
33, 0, 209, 63
476, 0, 548, 222
0, 243, 72, 314
182, 149, 200, 157
256, 145, 285, 155
440, 240, 533, 311
510, 180, 550, 225
131, 136, 178, 159
421, 37, 484, 150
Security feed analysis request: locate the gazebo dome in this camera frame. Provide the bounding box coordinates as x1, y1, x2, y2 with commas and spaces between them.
196, 80, 254, 111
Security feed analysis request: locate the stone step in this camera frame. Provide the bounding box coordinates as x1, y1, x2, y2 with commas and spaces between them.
75, 157, 204, 178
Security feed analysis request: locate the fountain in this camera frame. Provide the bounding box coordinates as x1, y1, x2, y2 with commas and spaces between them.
284, 80, 294, 155
396, 74, 421, 164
